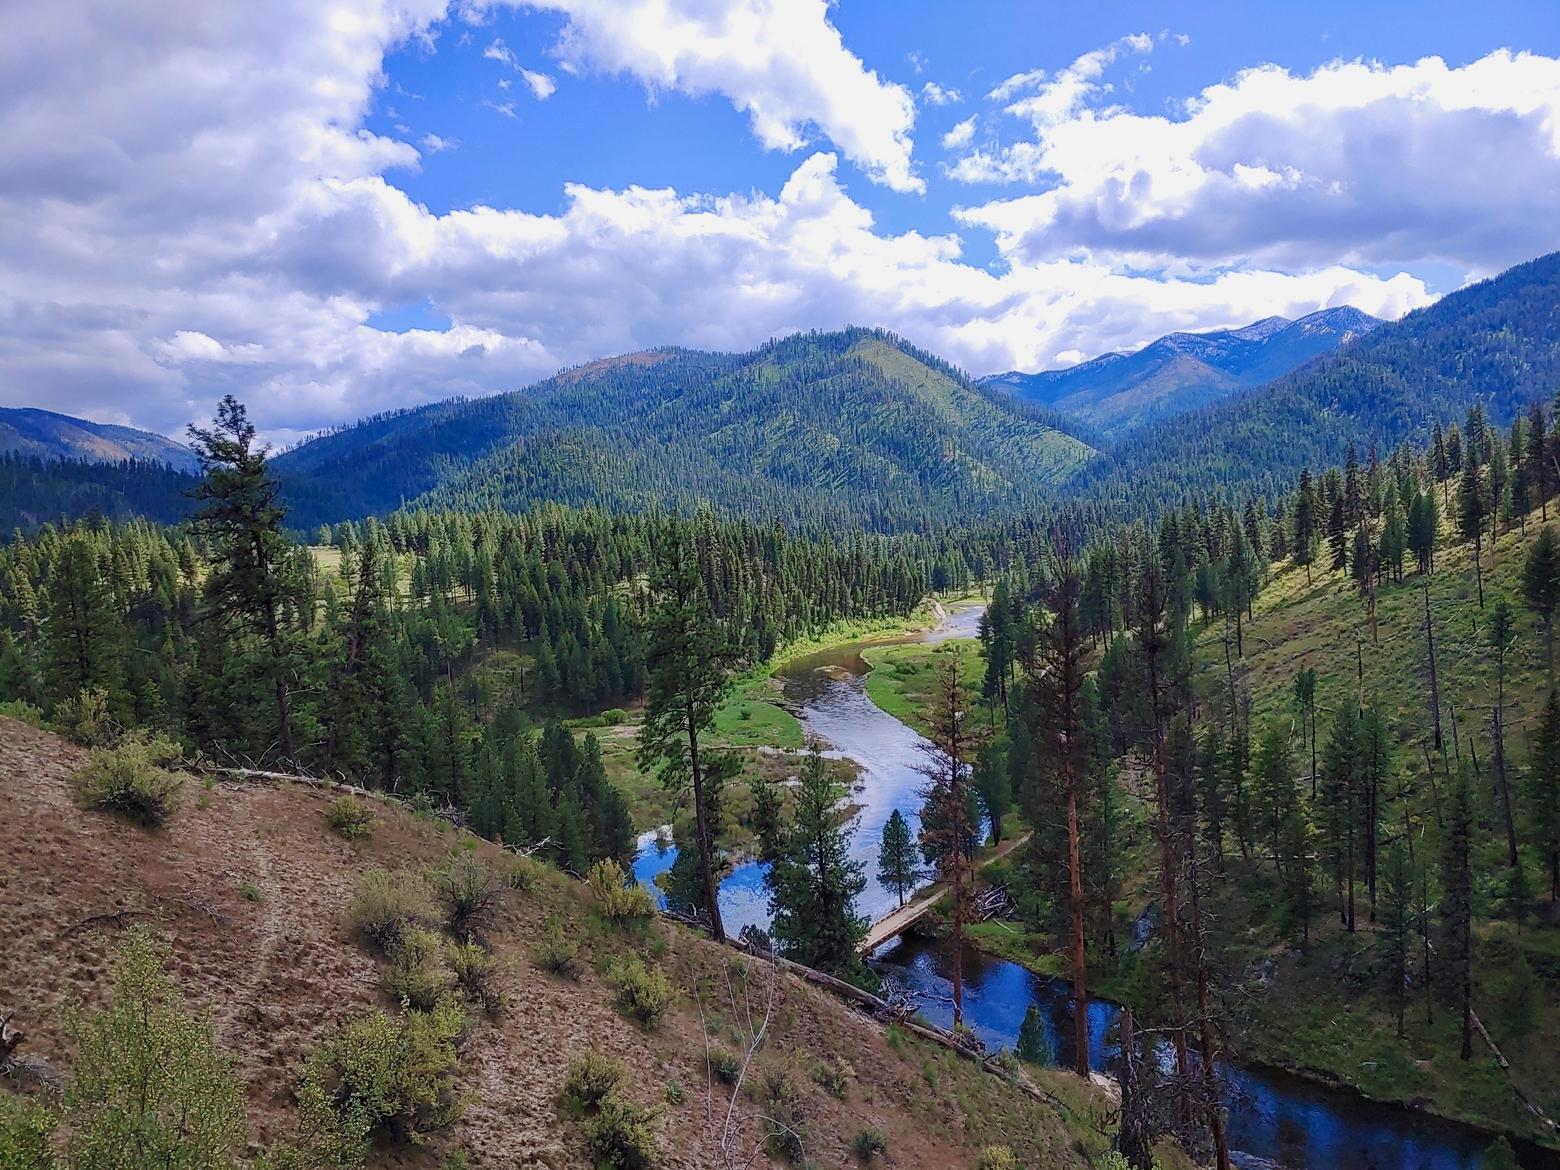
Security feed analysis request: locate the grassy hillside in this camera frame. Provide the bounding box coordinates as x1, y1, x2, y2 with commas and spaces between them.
0, 407, 197, 472
0, 715, 1104, 1170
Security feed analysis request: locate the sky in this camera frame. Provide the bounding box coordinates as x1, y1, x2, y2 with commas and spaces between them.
3, 1, 1560, 444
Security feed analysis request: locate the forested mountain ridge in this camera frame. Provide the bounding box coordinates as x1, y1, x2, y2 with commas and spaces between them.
0, 406, 198, 471
1066, 250, 1560, 510
273, 328, 1095, 531
982, 306, 1381, 435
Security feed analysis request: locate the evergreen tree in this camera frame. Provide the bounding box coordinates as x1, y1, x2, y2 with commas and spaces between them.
750, 773, 786, 864
1441, 766, 1475, 1061
187, 396, 299, 762
1407, 490, 1438, 574
1326, 493, 1348, 574
1457, 454, 1488, 609
638, 523, 739, 941
1530, 692, 1560, 903
877, 808, 922, 909
1487, 599, 1521, 868
972, 741, 1011, 845
1522, 525, 1560, 690
1016, 1003, 1055, 1067
768, 743, 869, 981
1381, 841, 1412, 1039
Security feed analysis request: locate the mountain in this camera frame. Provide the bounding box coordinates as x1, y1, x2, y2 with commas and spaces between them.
1067, 249, 1560, 508
982, 306, 1382, 435
0, 406, 198, 472
274, 327, 1095, 531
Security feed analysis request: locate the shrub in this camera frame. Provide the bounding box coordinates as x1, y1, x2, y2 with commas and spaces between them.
708, 1047, 742, 1085
533, 920, 581, 978
327, 795, 375, 841
349, 869, 433, 952
582, 1095, 661, 1169
607, 957, 673, 1026
383, 927, 454, 1013
55, 687, 112, 746
993, 1048, 1022, 1083
976, 1146, 1019, 1170
299, 999, 465, 1153
587, 859, 657, 925
70, 732, 183, 825
446, 940, 504, 1015
810, 1055, 854, 1097
503, 855, 546, 893
429, 850, 500, 941
852, 1127, 888, 1161
564, 1048, 625, 1111
758, 1068, 806, 1162
61, 928, 246, 1170
664, 1080, 684, 1106
0, 1094, 57, 1170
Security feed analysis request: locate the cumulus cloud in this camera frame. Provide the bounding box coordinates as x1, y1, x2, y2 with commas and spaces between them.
920, 81, 961, 107
941, 117, 976, 151
955, 48, 1560, 273
4, 0, 1541, 444
530, 0, 924, 192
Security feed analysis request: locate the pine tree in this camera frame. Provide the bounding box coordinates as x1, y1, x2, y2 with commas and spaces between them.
877, 808, 922, 909
187, 396, 299, 762
1486, 599, 1521, 868
972, 741, 1011, 845
1292, 469, 1318, 583
1522, 525, 1560, 690
1457, 455, 1488, 609
1326, 493, 1348, 574
43, 533, 121, 709
1530, 692, 1560, 903
1441, 766, 1475, 1061
1527, 401, 1550, 521
638, 523, 739, 941
768, 743, 869, 981
1381, 841, 1412, 1039
1407, 490, 1438, 574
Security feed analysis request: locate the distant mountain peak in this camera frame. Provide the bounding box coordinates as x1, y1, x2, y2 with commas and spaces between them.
979, 306, 1384, 436
0, 406, 197, 472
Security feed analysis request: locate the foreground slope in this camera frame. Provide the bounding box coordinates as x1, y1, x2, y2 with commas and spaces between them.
274, 329, 1094, 530
0, 407, 197, 472
0, 716, 1097, 1170
983, 307, 1380, 436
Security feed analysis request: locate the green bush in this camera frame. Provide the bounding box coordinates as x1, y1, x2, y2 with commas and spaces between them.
429, 850, 500, 941
382, 927, 453, 1013
446, 940, 504, 1015
533, 920, 581, 978
810, 1055, 854, 1097
0, 1094, 58, 1170
587, 860, 657, 925
976, 1146, 1019, 1170
70, 732, 183, 825
54, 687, 112, 746
503, 855, 546, 893
564, 1047, 625, 1111
582, 1095, 661, 1169
607, 957, 673, 1026
758, 1068, 806, 1162
708, 1047, 742, 1085
326, 795, 375, 841
348, 869, 432, 952
852, 1127, 888, 1161
298, 999, 466, 1153
61, 928, 247, 1170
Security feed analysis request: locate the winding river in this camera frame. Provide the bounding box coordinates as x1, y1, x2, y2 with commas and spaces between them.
635, 606, 1558, 1170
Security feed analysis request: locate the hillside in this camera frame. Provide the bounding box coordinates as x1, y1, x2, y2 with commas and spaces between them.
0, 407, 197, 472
273, 329, 1095, 531
982, 307, 1380, 436
1069, 250, 1560, 508
0, 715, 1101, 1170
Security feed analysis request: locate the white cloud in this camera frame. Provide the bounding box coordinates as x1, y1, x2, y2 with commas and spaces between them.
4, 0, 1541, 446
484, 36, 555, 98
921, 81, 961, 107
988, 69, 1047, 102
420, 132, 459, 152
529, 0, 924, 192
954, 48, 1560, 273
941, 117, 976, 151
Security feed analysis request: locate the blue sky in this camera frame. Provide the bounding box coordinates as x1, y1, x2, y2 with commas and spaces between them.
2, 0, 1559, 440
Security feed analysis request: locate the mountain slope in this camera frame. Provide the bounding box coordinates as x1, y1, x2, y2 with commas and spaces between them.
983, 307, 1381, 435
276, 328, 1095, 530
1068, 250, 1560, 508
0, 406, 198, 472
0, 714, 1100, 1169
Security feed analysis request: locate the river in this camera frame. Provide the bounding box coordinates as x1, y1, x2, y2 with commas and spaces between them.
634, 604, 1558, 1170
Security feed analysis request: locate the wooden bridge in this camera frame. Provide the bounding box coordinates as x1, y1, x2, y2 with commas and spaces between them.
858, 831, 1030, 954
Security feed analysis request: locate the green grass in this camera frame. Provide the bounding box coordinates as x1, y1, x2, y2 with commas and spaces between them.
861, 637, 987, 740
